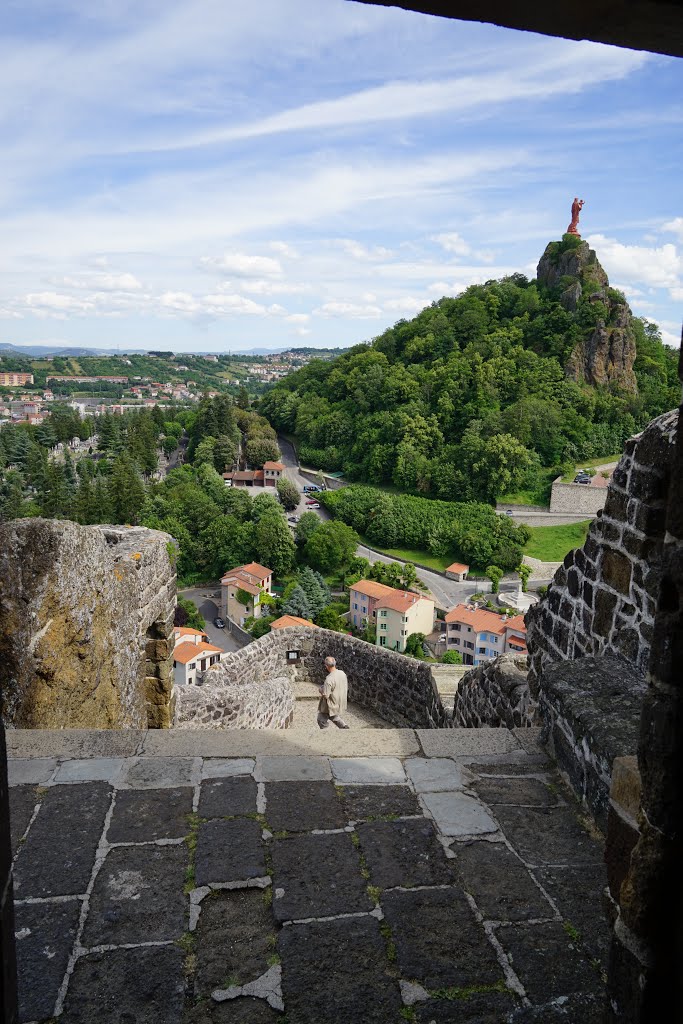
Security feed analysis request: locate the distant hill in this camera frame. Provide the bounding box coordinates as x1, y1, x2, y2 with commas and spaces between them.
260, 235, 678, 507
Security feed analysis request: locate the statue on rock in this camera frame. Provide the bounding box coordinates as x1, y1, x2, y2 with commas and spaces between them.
567, 197, 585, 236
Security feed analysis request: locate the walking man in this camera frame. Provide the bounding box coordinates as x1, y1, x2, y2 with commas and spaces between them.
317, 656, 350, 729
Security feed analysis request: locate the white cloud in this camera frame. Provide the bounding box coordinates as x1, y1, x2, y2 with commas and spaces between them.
336, 239, 393, 261
383, 297, 427, 314
269, 241, 299, 259
432, 232, 470, 256
24, 291, 96, 318
199, 252, 282, 278
313, 301, 383, 318
662, 217, 683, 242
285, 313, 310, 324
57, 272, 142, 291
238, 279, 311, 296
587, 235, 682, 293
203, 293, 286, 316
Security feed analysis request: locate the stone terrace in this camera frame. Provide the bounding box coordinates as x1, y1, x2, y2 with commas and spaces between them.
8, 729, 610, 1024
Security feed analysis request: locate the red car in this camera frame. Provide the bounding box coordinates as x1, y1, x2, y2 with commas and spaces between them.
305, 500, 320, 508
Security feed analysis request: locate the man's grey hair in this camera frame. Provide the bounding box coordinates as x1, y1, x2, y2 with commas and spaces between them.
324, 656, 336, 667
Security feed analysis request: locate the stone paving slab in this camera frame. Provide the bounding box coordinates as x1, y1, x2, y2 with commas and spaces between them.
117, 756, 198, 789
194, 889, 275, 996
508, 992, 606, 1023
271, 832, 371, 922
418, 729, 523, 757
340, 783, 422, 821
357, 818, 455, 888
496, 920, 604, 1004
13, 782, 112, 898
415, 991, 520, 1023
453, 840, 555, 922
185, 997, 282, 1023
198, 777, 258, 818
7, 731, 145, 760
330, 756, 406, 785
264, 781, 346, 832
533, 864, 611, 962
201, 758, 255, 779
472, 777, 559, 806
195, 818, 266, 886
61, 944, 186, 1024
83, 844, 188, 946
279, 915, 403, 1023
9, 785, 39, 851
406, 757, 472, 792
382, 886, 504, 990
107, 786, 193, 842
53, 757, 125, 784
8, 757, 57, 785
420, 791, 498, 837
15, 898, 81, 1023
143, 728, 420, 757
492, 806, 604, 866
256, 755, 331, 782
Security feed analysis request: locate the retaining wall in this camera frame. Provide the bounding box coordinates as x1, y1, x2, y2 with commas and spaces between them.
549, 478, 608, 515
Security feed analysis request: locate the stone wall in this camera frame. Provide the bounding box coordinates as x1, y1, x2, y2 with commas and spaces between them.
549, 478, 607, 515
175, 674, 294, 729
527, 409, 677, 694
451, 654, 532, 729
175, 625, 448, 730
0, 519, 176, 730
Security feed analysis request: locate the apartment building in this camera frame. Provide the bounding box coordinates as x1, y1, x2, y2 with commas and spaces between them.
221, 562, 274, 625
349, 579, 434, 653
443, 604, 528, 666
0, 372, 34, 386
172, 626, 225, 686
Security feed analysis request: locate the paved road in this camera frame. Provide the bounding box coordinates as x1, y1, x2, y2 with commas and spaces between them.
278, 436, 553, 610
178, 587, 241, 653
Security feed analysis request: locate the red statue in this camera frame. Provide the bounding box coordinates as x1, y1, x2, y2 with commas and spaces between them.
567, 197, 585, 236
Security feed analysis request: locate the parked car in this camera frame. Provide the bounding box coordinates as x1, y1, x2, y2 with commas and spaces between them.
213, 616, 225, 629
302, 484, 321, 492
305, 500, 321, 509
287, 516, 299, 523
505, 509, 514, 516
574, 474, 591, 484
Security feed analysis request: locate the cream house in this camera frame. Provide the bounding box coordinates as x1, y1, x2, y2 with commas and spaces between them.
375, 590, 435, 653
221, 562, 274, 626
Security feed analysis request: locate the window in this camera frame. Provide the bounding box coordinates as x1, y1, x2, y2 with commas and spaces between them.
478, 647, 486, 655
361, 605, 367, 614
379, 636, 386, 647
379, 609, 387, 617
401, 629, 407, 636
452, 638, 460, 646
450, 623, 461, 631
465, 641, 474, 650
353, 603, 358, 610
380, 623, 387, 631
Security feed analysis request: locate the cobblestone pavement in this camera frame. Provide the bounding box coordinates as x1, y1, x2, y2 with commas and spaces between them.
8, 743, 610, 1023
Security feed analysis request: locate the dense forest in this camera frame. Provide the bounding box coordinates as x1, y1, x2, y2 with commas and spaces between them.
260, 251, 678, 505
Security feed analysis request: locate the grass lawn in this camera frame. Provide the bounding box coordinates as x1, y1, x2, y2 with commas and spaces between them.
524, 520, 592, 562
560, 454, 622, 483
359, 536, 453, 572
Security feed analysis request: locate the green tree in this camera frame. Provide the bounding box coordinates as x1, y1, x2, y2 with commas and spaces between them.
315, 606, 346, 631
277, 477, 300, 511
194, 436, 217, 468
175, 597, 206, 631
304, 521, 359, 575
246, 436, 280, 467
295, 511, 321, 547
486, 565, 504, 594
441, 650, 463, 664
252, 491, 282, 521
517, 563, 532, 592
282, 585, 312, 620
249, 616, 274, 638
253, 512, 296, 577
213, 434, 238, 473
404, 632, 427, 658
297, 567, 331, 617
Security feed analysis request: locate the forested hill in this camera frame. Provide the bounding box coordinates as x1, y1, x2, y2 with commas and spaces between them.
260, 236, 678, 505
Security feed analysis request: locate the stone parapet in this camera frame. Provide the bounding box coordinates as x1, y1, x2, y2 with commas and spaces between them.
0, 520, 176, 730
173, 626, 448, 731
452, 654, 533, 729
538, 657, 646, 831
527, 409, 677, 694
549, 479, 608, 515
175, 675, 294, 730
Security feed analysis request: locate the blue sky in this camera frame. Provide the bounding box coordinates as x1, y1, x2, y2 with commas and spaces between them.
0, 0, 681, 352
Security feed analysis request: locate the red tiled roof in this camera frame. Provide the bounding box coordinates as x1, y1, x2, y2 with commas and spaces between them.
445, 562, 469, 573
444, 603, 509, 635
173, 641, 224, 665
504, 615, 527, 634
376, 591, 423, 613
238, 563, 272, 580
174, 626, 207, 638
263, 461, 285, 470
349, 579, 397, 600
271, 614, 318, 629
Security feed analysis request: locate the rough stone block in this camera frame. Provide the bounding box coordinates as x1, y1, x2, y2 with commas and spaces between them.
533, 863, 611, 964
271, 832, 371, 922
339, 784, 421, 821
61, 945, 186, 1024
193, 889, 275, 996
198, 777, 258, 818
8, 758, 56, 785
605, 803, 640, 903
610, 756, 641, 822
472, 776, 557, 806
107, 786, 193, 842
195, 819, 266, 886
496, 921, 605, 1003
405, 757, 472, 793
264, 781, 345, 832
357, 818, 454, 888
420, 791, 498, 837
15, 899, 81, 1022
454, 840, 554, 921
493, 805, 603, 866
330, 757, 406, 786
118, 756, 197, 789
256, 756, 332, 781
601, 549, 633, 595
8, 785, 38, 851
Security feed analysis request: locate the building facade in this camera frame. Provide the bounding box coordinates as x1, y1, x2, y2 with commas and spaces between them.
0, 373, 34, 386
349, 579, 434, 653
221, 562, 274, 625
443, 604, 527, 666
